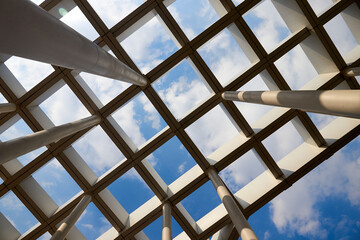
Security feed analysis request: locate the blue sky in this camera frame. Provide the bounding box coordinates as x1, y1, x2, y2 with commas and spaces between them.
0, 0, 360, 239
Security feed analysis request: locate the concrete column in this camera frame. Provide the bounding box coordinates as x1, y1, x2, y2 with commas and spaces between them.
222, 90, 360, 119
343, 67, 360, 77
162, 202, 172, 240
0, 0, 147, 86
207, 168, 258, 240
0, 115, 100, 164
0, 103, 16, 114
51, 195, 92, 240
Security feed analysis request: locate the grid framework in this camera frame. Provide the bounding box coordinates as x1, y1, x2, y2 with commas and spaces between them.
0, 0, 360, 239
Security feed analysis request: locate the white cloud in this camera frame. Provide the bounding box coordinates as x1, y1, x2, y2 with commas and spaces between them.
186, 105, 239, 156
307, 0, 334, 16
88, 0, 143, 28
178, 161, 186, 174
73, 126, 125, 175
0, 193, 24, 210
80, 72, 130, 105
112, 101, 146, 147
270, 139, 360, 238
324, 13, 358, 57
81, 223, 95, 230
248, 0, 290, 53
168, 5, 196, 39
60, 7, 98, 41
120, 16, 177, 73
275, 45, 318, 89
199, 29, 250, 86
263, 121, 304, 161
139, 94, 162, 130
156, 76, 210, 119
40, 84, 90, 126
220, 150, 265, 192
5, 56, 53, 91
264, 231, 270, 240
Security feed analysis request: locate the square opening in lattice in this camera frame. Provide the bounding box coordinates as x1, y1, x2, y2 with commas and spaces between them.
167, 0, 220, 40
262, 120, 304, 162
180, 180, 221, 221
323, 4, 360, 61
185, 104, 239, 156
232, 0, 244, 6
32, 158, 81, 206
233, 72, 277, 125
152, 58, 212, 120
88, 0, 144, 28
107, 168, 155, 214
198, 25, 252, 86
144, 136, 197, 185
243, 0, 291, 53
111, 92, 168, 148
38, 232, 51, 240
220, 149, 266, 193
274, 45, 318, 90
72, 125, 125, 177
75, 202, 112, 239
0, 116, 46, 166
308, 112, 337, 130
142, 215, 184, 239
0, 190, 39, 235
79, 71, 131, 106
30, 0, 43, 5
4, 56, 53, 92
307, 0, 335, 16
0, 91, 7, 103
39, 82, 91, 125
119, 11, 179, 74
60, 5, 99, 41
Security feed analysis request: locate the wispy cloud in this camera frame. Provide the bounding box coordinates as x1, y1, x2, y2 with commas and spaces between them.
5, 56, 53, 92
186, 105, 239, 156
87, 0, 143, 28
120, 16, 177, 73
270, 139, 360, 238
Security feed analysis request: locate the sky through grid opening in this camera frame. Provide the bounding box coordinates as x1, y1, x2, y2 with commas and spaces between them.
0, 0, 360, 240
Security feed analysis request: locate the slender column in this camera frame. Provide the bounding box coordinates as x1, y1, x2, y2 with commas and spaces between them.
0, 115, 100, 164
222, 90, 360, 119
0, 0, 147, 86
207, 168, 258, 240
162, 202, 172, 240
343, 67, 360, 77
0, 103, 16, 114
51, 195, 92, 240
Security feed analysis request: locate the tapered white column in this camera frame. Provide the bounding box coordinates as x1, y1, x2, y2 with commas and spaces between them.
343, 67, 360, 77
0, 115, 100, 164
207, 168, 258, 240
162, 202, 172, 240
51, 195, 92, 240
222, 90, 360, 119
0, 0, 147, 86
0, 103, 16, 114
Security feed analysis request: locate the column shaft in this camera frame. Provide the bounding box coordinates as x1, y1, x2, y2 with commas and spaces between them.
207, 169, 258, 240
162, 202, 172, 240
51, 195, 91, 240
0, 115, 100, 164
222, 90, 360, 119
0, 103, 16, 114
0, 0, 147, 86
